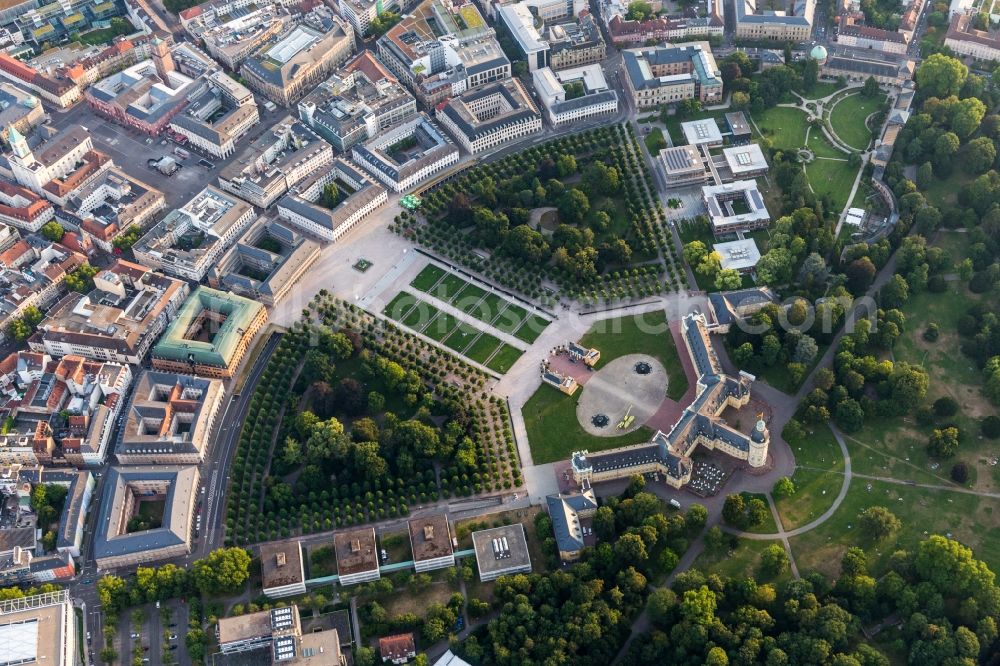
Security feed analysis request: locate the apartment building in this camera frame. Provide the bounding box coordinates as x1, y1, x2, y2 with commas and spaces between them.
218, 118, 334, 209
61, 169, 165, 253
0, 179, 54, 233
32, 260, 189, 365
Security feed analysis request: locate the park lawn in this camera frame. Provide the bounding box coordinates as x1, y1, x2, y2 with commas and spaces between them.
465, 333, 504, 365
694, 537, 793, 586
514, 314, 550, 344
753, 106, 809, 151
444, 322, 481, 353
485, 344, 522, 374
78, 21, 133, 46
740, 492, 779, 535
644, 127, 667, 153
401, 300, 439, 329
523, 384, 654, 463
481, 293, 508, 322
805, 155, 858, 212
800, 81, 844, 100
789, 477, 1000, 578
806, 129, 848, 159
423, 312, 459, 341
452, 282, 487, 307
382, 291, 418, 320
922, 170, 974, 210
776, 423, 845, 529
493, 304, 529, 335
410, 264, 447, 292
432, 273, 468, 301
829, 92, 885, 151
578, 309, 689, 401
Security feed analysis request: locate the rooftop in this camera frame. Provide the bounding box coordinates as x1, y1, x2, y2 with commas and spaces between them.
334, 527, 379, 577
714, 238, 762, 271
260, 541, 305, 591
471, 524, 531, 577
408, 514, 453, 563
151, 286, 265, 370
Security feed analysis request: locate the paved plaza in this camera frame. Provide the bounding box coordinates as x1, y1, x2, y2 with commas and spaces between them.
575, 354, 667, 436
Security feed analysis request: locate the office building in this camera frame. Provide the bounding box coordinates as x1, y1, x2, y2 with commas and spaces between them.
658, 145, 710, 187
702, 180, 770, 236
181, 1, 292, 70
352, 113, 459, 192
497, 3, 549, 70
335, 527, 380, 585
0, 590, 77, 665
32, 260, 188, 365
151, 286, 267, 379
471, 524, 531, 581
168, 73, 259, 159
622, 42, 723, 109
533, 64, 617, 126
436, 79, 542, 154
116, 370, 225, 465
217, 605, 347, 664
945, 12, 1000, 62
93, 465, 199, 569
545, 484, 597, 562
62, 169, 165, 253
408, 514, 455, 572
0, 179, 54, 233
260, 541, 307, 598
734, 0, 815, 41
838, 15, 908, 53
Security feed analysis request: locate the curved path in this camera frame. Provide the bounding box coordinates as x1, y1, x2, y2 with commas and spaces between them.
721, 425, 853, 540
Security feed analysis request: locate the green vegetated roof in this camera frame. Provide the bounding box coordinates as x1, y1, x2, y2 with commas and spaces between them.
152, 286, 264, 368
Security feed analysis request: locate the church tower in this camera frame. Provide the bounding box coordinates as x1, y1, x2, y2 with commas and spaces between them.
151, 37, 175, 82
748, 416, 769, 468
7, 125, 31, 160
6, 125, 46, 194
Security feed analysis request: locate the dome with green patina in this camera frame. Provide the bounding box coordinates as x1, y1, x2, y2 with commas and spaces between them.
810, 45, 828, 62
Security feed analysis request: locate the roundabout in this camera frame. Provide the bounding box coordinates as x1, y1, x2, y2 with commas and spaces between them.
576, 354, 667, 437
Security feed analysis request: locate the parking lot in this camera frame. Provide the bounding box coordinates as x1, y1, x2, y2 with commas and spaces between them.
47, 102, 290, 210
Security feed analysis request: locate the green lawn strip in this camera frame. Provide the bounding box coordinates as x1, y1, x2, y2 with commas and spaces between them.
443, 322, 481, 353
451, 282, 488, 307
740, 492, 779, 534
799, 81, 844, 99
805, 157, 858, 212
789, 478, 1000, 579
432, 273, 468, 301
514, 314, 550, 344
493, 303, 530, 335
806, 129, 848, 159
523, 384, 655, 463
644, 127, 667, 153
401, 300, 440, 330
484, 343, 522, 374
774, 469, 843, 530
694, 537, 793, 587
753, 106, 809, 151
480, 293, 508, 323
410, 264, 447, 292
382, 291, 419, 321
424, 312, 460, 341
465, 333, 504, 365
829, 93, 885, 151
578, 309, 689, 400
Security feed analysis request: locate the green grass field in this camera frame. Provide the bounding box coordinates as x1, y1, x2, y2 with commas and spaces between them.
410, 264, 447, 292
423, 312, 459, 341
578, 310, 689, 400
465, 333, 504, 364
432, 273, 468, 301
754, 106, 808, 151
485, 344, 522, 374
382, 292, 418, 320
775, 423, 844, 529
829, 93, 884, 151
452, 283, 487, 307
402, 300, 439, 329
444, 322, 480, 352
514, 314, 550, 344
741, 492, 779, 534
494, 304, 529, 335
523, 383, 655, 463
799, 81, 844, 100
694, 537, 793, 586
805, 153, 858, 212
789, 477, 1000, 578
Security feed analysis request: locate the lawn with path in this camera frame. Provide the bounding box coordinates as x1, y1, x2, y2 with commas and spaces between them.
410, 264, 447, 292
444, 322, 481, 353
694, 537, 794, 586
465, 333, 505, 365
829, 92, 885, 151
776, 423, 844, 529
753, 106, 809, 151
514, 314, 550, 344
523, 384, 655, 464
382, 292, 419, 320
579, 310, 689, 400
485, 344, 522, 374
789, 477, 1000, 578
423, 311, 460, 341
805, 149, 857, 212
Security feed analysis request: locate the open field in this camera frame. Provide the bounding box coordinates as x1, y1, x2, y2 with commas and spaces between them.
485, 344, 522, 374
829, 93, 885, 151
789, 478, 1000, 578
694, 537, 793, 586
805, 152, 857, 212
754, 106, 808, 151
578, 310, 689, 400
523, 384, 654, 464
776, 424, 844, 529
